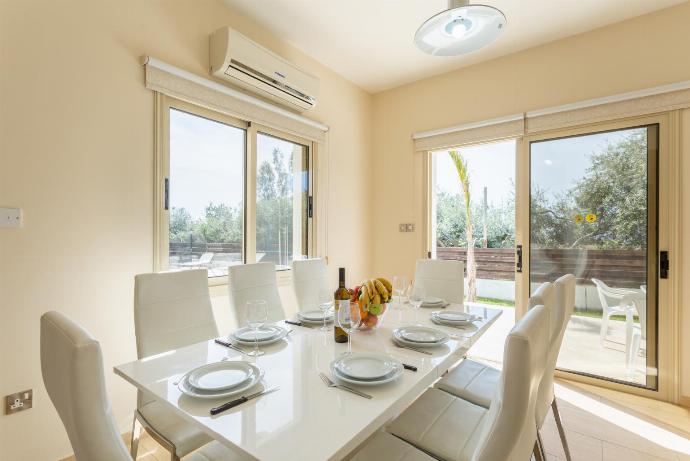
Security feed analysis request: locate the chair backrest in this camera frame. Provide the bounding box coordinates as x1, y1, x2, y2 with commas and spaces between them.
291, 258, 330, 310
41, 311, 131, 461
472, 304, 550, 461
198, 252, 214, 265
529, 277, 575, 426
228, 262, 285, 325
134, 269, 218, 359
413, 259, 464, 304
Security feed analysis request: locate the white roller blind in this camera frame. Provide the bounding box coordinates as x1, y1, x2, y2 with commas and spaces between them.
412, 80, 690, 152
413, 114, 524, 152
143, 56, 328, 143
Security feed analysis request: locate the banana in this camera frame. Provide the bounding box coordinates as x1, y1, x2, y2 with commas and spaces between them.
377, 277, 393, 294
365, 279, 376, 298
372, 293, 381, 306
359, 284, 370, 305
374, 279, 389, 302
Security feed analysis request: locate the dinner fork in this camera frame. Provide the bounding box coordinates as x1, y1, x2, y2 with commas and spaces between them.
392, 341, 433, 355
318, 373, 372, 399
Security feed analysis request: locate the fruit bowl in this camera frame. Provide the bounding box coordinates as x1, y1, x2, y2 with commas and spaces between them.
356, 301, 390, 330
349, 278, 392, 331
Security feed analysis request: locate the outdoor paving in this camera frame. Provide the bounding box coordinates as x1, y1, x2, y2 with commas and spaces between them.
468, 305, 647, 386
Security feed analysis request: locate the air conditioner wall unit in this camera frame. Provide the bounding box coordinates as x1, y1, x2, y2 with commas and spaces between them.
210, 27, 319, 112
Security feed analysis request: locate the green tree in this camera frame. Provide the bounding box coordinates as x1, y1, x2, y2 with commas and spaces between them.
169, 207, 193, 243
449, 150, 477, 302
530, 131, 647, 250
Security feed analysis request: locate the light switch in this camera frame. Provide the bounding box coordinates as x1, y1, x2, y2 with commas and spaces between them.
0, 208, 22, 228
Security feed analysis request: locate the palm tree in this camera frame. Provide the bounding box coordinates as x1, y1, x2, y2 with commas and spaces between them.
449, 150, 477, 302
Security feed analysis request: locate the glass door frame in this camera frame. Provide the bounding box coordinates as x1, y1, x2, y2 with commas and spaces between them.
515, 113, 677, 401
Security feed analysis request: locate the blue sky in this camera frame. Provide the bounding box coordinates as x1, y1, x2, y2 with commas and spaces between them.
169, 108, 297, 219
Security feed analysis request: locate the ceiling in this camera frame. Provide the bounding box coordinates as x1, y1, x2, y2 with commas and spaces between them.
223, 0, 686, 93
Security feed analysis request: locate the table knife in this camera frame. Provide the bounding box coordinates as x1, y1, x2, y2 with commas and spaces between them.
210, 386, 280, 415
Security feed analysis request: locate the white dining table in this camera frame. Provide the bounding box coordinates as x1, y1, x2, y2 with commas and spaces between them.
114, 302, 502, 461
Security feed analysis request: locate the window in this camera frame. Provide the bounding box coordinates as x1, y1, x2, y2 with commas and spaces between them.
158, 98, 313, 279
429, 139, 517, 305
256, 133, 310, 270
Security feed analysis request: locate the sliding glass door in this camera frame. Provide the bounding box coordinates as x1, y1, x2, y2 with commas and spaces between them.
527, 122, 660, 390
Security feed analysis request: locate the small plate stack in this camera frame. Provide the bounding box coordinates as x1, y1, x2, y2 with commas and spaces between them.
393, 326, 449, 348
420, 296, 450, 308
177, 361, 264, 399
229, 325, 289, 347
297, 308, 333, 325
330, 354, 403, 386
430, 310, 479, 327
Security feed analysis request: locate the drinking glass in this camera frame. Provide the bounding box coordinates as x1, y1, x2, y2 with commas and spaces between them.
246, 300, 268, 357
393, 275, 408, 309
409, 283, 425, 325
337, 302, 361, 355
317, 289, 333, 332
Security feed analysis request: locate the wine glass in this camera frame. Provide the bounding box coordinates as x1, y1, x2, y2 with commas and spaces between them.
409, 283, 425, 325
337, 302, 361, 355
393, 275, 408, 309
246, 300, 268, 357
317, 289, 333, 332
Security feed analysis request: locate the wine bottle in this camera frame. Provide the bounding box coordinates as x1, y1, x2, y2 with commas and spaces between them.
333, 267, 349, 343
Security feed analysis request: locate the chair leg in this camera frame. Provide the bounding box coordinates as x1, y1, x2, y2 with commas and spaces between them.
551, 399, 572, 461
533, 430, 546, 461
599, 311, 610, 345
130, 412, 143, 459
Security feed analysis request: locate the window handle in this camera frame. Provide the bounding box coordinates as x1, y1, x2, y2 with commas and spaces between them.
516, 245, 523, 273
164, 178, 169, 211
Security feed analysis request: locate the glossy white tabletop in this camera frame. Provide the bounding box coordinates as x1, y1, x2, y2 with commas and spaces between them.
115, 303, 501, 461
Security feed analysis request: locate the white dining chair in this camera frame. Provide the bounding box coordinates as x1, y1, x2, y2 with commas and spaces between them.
434, 275, 576, 461
40, 311, 247, 461
413, 259, 464, 304
291, 258, 330, 310
228, 262, 285, 325
132, 269, 219, 460
352, 304, 550, 461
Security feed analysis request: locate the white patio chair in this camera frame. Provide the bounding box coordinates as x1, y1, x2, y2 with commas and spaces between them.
413, 259, 464, 304
40, 311, 247, 461
292, 258, 330, 310
592, 278, 644, 348
352, 304, 550, 461
228, 262, 285, 326
132, 269, 220, 460
179, 252, 214, 268
627, 285, 648, 373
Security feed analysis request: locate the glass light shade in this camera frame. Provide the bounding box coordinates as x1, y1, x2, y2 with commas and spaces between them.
414, 4, 506, 56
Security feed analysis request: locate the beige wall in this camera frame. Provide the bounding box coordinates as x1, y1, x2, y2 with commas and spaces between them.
370, 1, 690, 398
0, 1, 372, 459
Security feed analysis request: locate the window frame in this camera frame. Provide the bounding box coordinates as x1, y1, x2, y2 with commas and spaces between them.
154, 95, 315, 285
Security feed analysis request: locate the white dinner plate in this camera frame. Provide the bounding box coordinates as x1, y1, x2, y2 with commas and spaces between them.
333, 353, 397, 380
330, 360, 403, 387
186, 361, 255, 392
431, 317, 476, 329
233, 326, 281, 342
178, 363, 264, 399
432, 311, 477, 323
298, 309, 333, 322
394, 326, 449, 344
423, 297, 443, 305
229, 326, 288, 347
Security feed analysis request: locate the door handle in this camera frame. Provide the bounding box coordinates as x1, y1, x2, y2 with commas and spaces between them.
660, 250, 669, 279
516, 245, 523, 273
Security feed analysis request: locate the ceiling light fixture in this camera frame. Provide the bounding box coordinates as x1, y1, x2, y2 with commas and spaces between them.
414, 0, 506, 56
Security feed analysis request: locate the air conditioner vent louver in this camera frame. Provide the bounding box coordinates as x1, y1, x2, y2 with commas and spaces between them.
228, 59, 316, 107
210, 27, 319, 112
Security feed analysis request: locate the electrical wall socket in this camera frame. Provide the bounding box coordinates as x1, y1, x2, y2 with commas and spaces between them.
5, 389, 32, 415
399, 223, 415, 232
